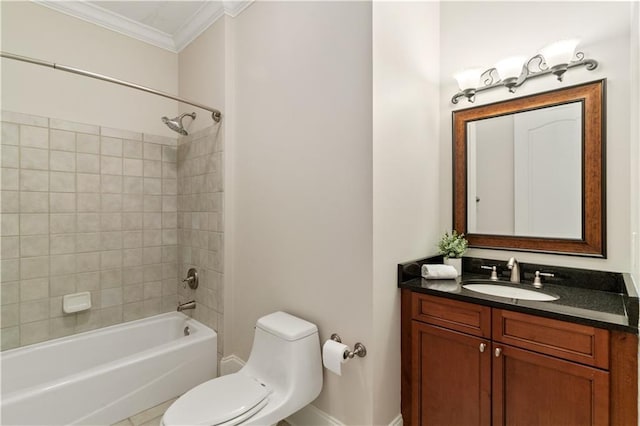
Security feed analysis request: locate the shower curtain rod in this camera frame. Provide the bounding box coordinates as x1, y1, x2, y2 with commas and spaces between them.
1, 51, 222, 123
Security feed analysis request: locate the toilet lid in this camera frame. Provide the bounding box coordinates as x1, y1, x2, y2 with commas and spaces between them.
162, 373, 270, 426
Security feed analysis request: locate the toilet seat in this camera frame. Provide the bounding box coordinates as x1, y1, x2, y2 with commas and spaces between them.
162, 373, 270, 426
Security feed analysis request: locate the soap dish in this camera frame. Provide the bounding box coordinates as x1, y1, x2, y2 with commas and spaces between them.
63, 292, 92, 314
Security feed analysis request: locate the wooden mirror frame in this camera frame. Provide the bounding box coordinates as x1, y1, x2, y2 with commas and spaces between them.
453, 79, 606, 257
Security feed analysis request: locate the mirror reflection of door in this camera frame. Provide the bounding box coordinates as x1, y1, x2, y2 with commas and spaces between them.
467, 102, 582, 239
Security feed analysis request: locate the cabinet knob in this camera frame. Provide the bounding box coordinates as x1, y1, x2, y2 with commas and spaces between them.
495, 347, 502, 357
479, 343, 486, 352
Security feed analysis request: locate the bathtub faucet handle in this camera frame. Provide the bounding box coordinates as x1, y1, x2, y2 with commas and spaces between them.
182, 268, 199, 289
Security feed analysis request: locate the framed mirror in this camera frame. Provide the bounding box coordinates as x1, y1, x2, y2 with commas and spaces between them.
453, 79, 605, 257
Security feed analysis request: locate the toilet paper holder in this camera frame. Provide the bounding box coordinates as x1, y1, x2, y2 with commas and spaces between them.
330, 333, 367, 359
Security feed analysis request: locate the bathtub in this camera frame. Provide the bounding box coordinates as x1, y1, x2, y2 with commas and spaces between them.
1, 312, 217, 425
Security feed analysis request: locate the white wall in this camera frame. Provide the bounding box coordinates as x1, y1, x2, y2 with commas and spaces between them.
631, 1, 640, 286
372, 2, 440, 424
440, 1, 635, 273
1, 2, 178, 137
178, 17, 227, 134
230, 2, 374, 423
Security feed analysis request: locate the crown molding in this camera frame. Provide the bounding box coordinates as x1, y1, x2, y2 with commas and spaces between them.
223, 0, 254, 18
173, 2, 225, 52
33, 1, 176, 52
33, 0, 255, 53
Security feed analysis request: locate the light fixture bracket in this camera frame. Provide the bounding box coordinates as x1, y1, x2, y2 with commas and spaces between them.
451, 52, 598, 104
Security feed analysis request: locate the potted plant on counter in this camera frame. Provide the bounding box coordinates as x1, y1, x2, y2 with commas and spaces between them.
437, 230, 468, 276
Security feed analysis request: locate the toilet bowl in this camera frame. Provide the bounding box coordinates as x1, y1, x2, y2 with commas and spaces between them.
161, 311, 323, 426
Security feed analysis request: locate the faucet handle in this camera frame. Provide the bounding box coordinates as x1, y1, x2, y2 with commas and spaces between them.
481, 265, 499, 281
533, 271, 554, 288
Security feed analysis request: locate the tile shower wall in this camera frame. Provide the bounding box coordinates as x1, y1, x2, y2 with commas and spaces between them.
0, 111, 178, 350
177, 125, 224, 357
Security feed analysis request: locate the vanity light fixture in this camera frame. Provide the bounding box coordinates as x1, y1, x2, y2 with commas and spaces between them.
451, 39, 598, 104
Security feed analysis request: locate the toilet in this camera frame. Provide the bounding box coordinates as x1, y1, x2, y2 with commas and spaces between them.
161, 311, 323, 426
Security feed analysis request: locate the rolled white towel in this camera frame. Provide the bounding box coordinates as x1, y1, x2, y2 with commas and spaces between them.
421, 264, 458, 280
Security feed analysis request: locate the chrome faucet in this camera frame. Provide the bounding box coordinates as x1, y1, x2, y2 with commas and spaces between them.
177, 300, 196, 312
506, 257, 520, 283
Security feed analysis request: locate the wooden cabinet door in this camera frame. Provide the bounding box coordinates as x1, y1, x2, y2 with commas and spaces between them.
493, 343, 609, 426
412, 321, 491, 426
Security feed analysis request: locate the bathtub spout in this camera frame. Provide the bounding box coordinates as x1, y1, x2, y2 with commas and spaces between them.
177, 300, 196, 312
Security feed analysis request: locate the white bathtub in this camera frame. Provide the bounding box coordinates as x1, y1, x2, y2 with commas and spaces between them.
1, 312, 217, 425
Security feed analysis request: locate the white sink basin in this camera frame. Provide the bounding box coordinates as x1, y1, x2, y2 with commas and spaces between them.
462, 284, 559, 301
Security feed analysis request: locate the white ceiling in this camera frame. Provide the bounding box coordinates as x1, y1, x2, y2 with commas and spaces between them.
34, 0, 253, 53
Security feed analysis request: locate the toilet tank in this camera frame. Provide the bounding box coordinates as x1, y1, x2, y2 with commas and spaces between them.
243, 312, 322, 405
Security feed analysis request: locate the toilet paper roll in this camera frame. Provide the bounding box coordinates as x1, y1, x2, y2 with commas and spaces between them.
322, 339, 349, 376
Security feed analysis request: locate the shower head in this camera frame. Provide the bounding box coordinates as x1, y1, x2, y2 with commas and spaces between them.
161, 112, 196, 136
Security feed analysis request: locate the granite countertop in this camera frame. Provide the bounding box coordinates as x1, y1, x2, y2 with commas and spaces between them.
398, 257, 639, 334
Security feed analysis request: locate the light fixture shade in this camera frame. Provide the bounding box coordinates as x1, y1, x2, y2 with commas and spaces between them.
539, 39, 579, 68
454, 68, 482, 91
494, 56, 527, 80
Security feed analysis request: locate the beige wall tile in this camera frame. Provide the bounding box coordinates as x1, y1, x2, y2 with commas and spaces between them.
2, 168, 19, 190
51, 234, 76, 255
101, 250, 122, 269
123, 176, 143, 194
1, 326, 20, 350
101, 213, 122, 231
143, 160, 162, 178
1, 122, 20, 145
49, 254, 76, 276
77, 133, 100, 154
1, 236, 19, 259
20, 319, 49, 345
123, 231, 143, 249
50, 193, 76, 213
1, 214, 19, 236
50, 150, 76, 172
101, 156, 123, 175
101, 137, 123, 157
50, 172, 75, 192
20, 147, 49, 170
76, 271, 100, 291
77, 213, 100, 232
1, 191, 20, 213
20, 125, 48, 148
101, 175, 122, 193
20, 214, 49, 235
20, 277, 49, 301
50, 316, 76, 338
20, 235, 49, 257
77, 153, 100, 173
1, 303, 20, 327
49, 129, 75, 152
76, 233, 100, 253
20, 299, 49, 323
50, 118, 98, 135
50, 274, 76, 297
143, 143, 162, 160
76, 253, 100, 273
77, 173, 101, 193
123, 140, 143, 159
20, 192, 49, 213
1, 145, 19, 168
123, 158, 143, 176
50, 214, 76, 234
78, 193, 101, 212
19, 169, 47, 191
102, 127, 141, 141
101, 194, 122, 212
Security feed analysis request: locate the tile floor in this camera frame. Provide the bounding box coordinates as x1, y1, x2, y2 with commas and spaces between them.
111, 398, 290, 426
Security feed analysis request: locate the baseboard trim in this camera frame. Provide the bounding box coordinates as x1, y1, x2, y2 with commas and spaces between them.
287, 406, 402, 426
389, 413, 403, 426
219, 354, 245, 375
286, 404, 343, 426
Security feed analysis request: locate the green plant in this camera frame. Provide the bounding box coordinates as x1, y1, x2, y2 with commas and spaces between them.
437, 230, 468, 258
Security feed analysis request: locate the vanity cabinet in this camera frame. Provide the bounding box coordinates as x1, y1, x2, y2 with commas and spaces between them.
401, 290, 636, 426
